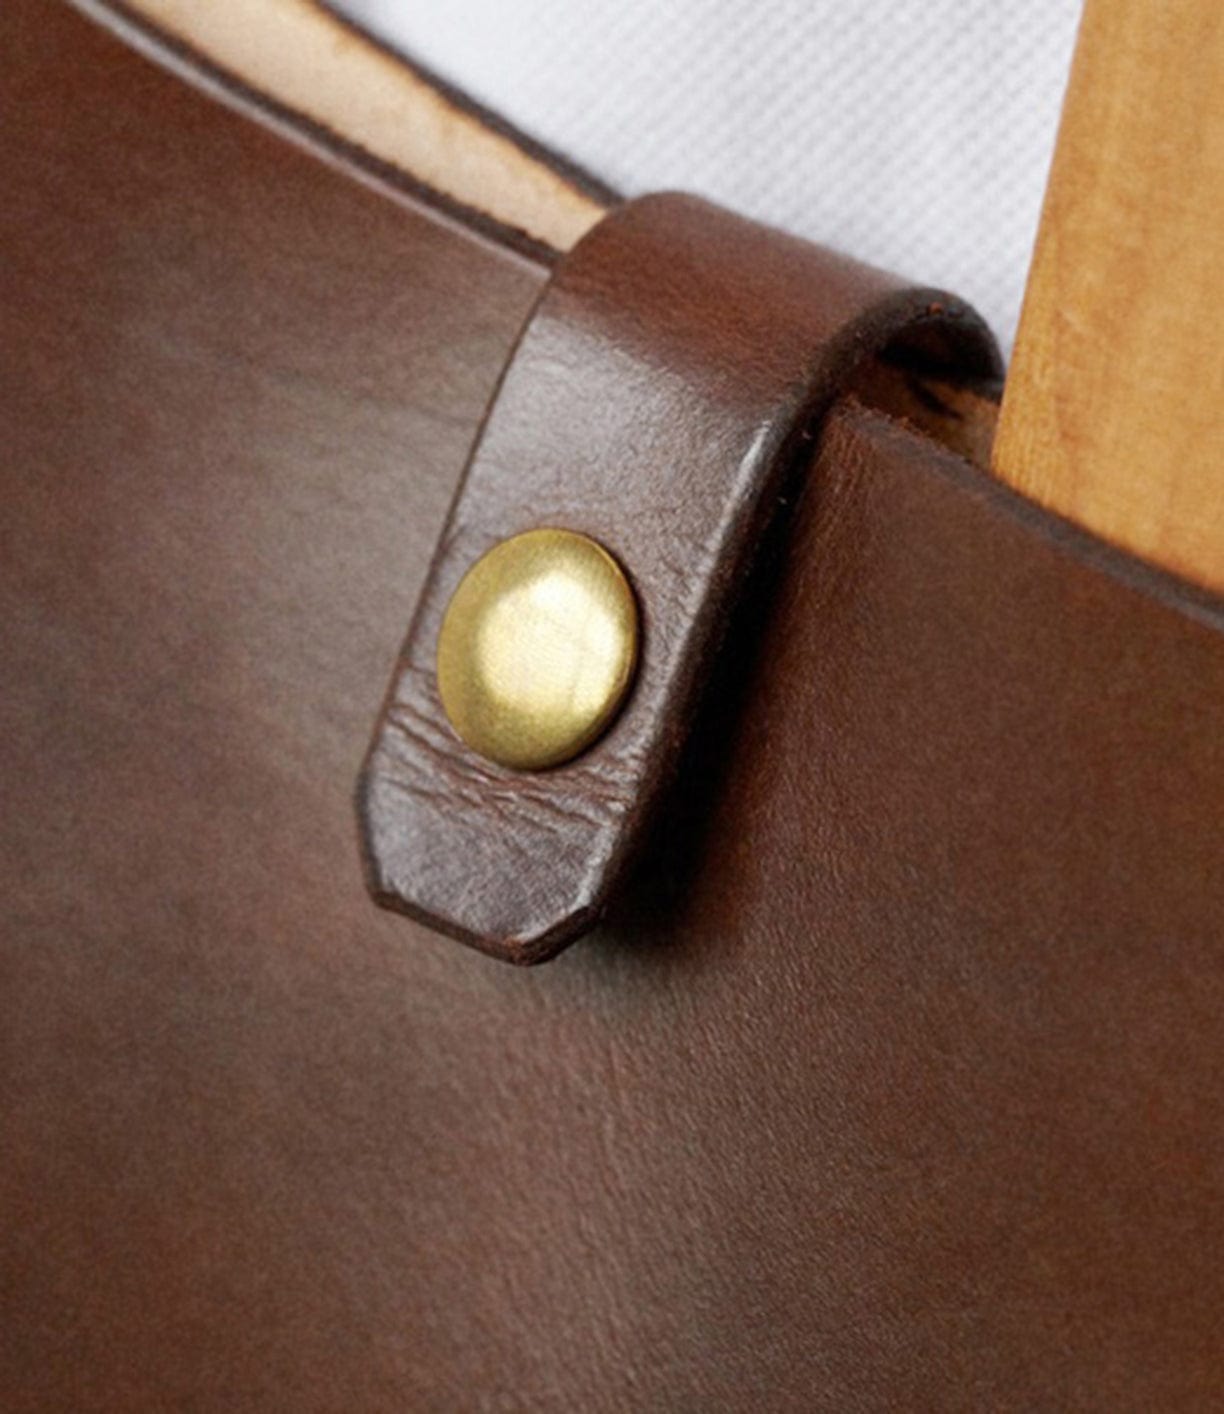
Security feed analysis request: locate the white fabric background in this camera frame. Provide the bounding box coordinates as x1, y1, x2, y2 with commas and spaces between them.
337, 1, 1084, 352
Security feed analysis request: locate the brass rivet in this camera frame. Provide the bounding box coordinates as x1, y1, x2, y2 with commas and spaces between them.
436, 528, 639, 771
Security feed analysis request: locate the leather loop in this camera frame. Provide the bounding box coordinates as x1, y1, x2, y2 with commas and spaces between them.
358, 192, 1002, 962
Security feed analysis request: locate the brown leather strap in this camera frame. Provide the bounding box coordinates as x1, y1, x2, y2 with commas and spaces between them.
359, 193, 1001, 962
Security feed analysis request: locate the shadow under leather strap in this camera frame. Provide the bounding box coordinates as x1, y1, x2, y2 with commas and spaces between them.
358, 191, 1001, 963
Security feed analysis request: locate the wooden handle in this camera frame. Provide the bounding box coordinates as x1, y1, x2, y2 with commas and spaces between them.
994, 0, 1224, 591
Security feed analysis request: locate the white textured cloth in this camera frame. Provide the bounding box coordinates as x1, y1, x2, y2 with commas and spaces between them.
339, 0, 1084, 352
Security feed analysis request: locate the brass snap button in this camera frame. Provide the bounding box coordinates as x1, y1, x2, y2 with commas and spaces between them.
436, 528, 639, 770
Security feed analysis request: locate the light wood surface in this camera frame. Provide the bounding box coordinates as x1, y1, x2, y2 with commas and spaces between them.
73, 0, 607, 251
995, 0, 1224, 592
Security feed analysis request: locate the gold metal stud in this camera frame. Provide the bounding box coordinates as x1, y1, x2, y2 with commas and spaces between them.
436, 528, 639, 771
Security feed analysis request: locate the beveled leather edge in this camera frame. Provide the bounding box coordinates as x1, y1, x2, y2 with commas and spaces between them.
357, 192, 1003, 963
878, 406, 1224, 640
314, 1, 619, 210
65, 0, 609, 264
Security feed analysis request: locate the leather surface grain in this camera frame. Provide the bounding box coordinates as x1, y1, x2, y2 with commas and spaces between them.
361, 193, 1001, 961
5, 2, 1224, 1410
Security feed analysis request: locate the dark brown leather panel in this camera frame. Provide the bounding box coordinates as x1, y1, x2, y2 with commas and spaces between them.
361, 193, 1001, 962
6, 2, 1224, 1410
644, 403, 1224, 1409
